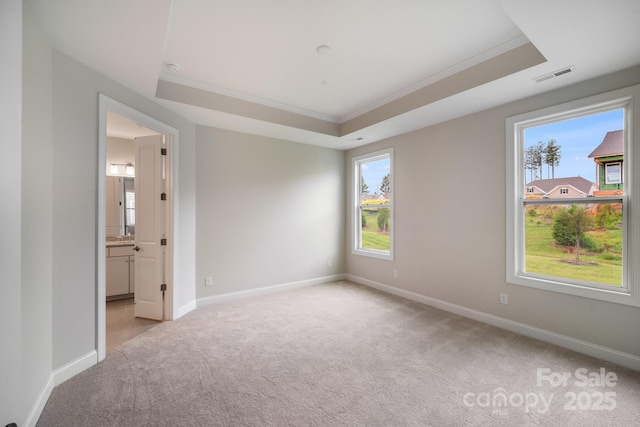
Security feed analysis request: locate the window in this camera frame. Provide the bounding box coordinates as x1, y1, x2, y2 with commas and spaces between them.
507, 85, 640, 307
527, 187, 535, 193
123, 177, 135, 235
605, 163, 622, 184
353, 148, 393, 260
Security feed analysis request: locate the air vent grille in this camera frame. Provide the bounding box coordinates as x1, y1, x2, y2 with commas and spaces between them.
534, 66, 575, 84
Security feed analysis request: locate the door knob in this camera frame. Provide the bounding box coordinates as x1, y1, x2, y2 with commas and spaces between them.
133, 246, 141, 251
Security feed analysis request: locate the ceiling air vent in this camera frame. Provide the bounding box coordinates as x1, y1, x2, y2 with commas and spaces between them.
533, 66, 575, 84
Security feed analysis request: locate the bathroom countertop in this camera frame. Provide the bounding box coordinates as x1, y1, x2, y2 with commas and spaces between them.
106, 240, 135, 247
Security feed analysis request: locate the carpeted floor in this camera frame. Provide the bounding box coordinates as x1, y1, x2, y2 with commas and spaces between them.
38, 281, 640, 426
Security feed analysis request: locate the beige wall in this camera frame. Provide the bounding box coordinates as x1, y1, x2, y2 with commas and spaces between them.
196, 127, 345, 297
346, 66, 640, 358
20, 2, 53, 423
106, 136, 134, 169
1, 0, 23, 423
51, 51, 197, 368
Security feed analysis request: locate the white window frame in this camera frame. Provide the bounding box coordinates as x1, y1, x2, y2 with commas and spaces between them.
506, 85, 640, 307
527, 187, 535, 194
605, 162, 622, 184
559, 187, 569, 195
352, 148, 394, 261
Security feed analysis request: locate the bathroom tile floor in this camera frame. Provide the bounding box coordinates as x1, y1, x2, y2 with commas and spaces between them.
106, 298, 161, 352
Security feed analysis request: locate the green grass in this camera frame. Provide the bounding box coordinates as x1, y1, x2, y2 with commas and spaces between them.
361, 211, 390, 251
524, 214, 622, 286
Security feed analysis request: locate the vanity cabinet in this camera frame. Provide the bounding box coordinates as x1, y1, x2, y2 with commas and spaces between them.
106, 245, 135, 298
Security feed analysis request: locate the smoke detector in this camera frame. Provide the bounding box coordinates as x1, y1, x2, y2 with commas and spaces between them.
165, 63, 180, 73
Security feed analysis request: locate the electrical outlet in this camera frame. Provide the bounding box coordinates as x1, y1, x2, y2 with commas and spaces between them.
205, 276, 213, 287
393, 270, 398, 278
500, 293, 508, 305
327, 260, 332, 268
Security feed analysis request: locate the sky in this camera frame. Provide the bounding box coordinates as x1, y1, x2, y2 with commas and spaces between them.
361, 158, 390, 194
523, 109, 624, 183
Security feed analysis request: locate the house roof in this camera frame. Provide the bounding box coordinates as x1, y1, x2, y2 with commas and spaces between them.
588, 130, 623, 159
525, 176, 595, 195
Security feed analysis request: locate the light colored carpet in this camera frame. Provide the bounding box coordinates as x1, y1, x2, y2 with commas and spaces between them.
38, 281, 640, 426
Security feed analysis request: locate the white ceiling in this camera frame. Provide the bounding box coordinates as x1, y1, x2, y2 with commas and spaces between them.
106, 111, 159, 140
30, 0, 640, 149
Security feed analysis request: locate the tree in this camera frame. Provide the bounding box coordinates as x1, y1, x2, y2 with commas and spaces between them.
361, 178, 369, 195
525, 146, 537, 181
534, 141, 545, 179
525, 142, 545, 180
545, 139, 561, 179
552, 205, 593, 263
377, 208, 390, 232
526, 139, 562, 180
379, 174, 390, 195
593, 203, 621, 229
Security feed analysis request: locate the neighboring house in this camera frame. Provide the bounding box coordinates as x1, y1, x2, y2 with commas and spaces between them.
362, 193, 390, 202
588, 130, 624, 196
524, 176, 596, 199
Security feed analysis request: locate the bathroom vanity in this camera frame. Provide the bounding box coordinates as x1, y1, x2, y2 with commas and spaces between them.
106, 241, 135, 299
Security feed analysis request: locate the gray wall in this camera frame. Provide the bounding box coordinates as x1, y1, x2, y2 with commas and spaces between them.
346, 66, 640, 358
21, 2, 53, 422
50, 51, 197, 367
196, 127, 345, 297
0, 1, 23, 423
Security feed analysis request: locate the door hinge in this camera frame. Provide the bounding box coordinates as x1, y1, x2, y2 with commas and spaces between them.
160, 283, 167, 292
161, 238, 167, 246
161, 148, 167, 155
161, 192, 167, 201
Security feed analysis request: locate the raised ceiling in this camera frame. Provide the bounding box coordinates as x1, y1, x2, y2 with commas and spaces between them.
30, 0, 640, 149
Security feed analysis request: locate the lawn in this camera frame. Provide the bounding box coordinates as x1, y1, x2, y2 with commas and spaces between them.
361, 210, 390, 251
524, 213, 622, 286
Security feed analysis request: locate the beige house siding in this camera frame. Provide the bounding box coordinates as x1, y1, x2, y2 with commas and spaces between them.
546, 186, 584, 198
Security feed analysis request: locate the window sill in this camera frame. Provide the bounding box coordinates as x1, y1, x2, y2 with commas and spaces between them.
353, 248, 394, 261
507, 272, 640, 307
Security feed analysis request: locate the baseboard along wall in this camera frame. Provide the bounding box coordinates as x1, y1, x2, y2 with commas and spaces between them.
28, 273, 639, 425
346, 274, 640, 372
24, 350, 98, 427
196, 274, 347, 307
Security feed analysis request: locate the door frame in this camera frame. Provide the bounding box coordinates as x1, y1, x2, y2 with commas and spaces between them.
97, 94, 178, 362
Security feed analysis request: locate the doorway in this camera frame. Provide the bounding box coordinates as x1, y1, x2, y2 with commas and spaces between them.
98, 94, 178, 362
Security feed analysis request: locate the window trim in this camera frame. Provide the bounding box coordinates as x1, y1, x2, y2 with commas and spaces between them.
506, 85, 640, 307
605, 162, 622, 184
352, 148, 394, 261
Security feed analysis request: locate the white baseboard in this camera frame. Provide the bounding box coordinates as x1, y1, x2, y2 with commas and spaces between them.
197, 274, 347, 307
347, 274, 640, 372
176, 300, 197, 319
23, 351, 97, 427
52, 350, 98, 386
22, 375, 54, 427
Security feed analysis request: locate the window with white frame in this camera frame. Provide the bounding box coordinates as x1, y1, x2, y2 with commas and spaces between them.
560, 188, 569, 195
605, 163, 622, 184
506, 85, 640, 307
353, 148, 393, 260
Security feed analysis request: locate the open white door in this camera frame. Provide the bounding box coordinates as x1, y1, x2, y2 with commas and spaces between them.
134, 135, 165, 320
